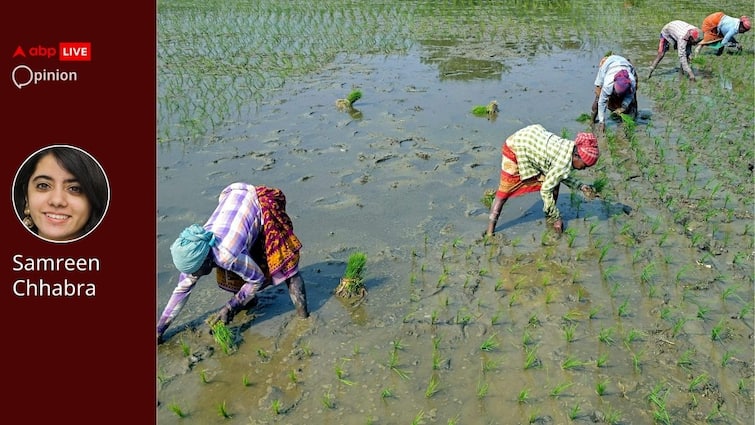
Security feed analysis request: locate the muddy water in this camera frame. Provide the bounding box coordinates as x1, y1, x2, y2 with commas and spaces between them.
157, 1, 754, 424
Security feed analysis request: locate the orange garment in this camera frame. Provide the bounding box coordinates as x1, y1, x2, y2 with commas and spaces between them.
701, 12, 725, 44
496, 142, 544, 199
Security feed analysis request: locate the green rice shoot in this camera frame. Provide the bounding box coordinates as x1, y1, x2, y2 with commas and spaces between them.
336, 251, 367, 298
211, 321, 236, 354
346, 89, 362, 105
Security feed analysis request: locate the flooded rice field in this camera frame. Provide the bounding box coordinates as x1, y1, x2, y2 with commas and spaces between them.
156, 1, 754, 424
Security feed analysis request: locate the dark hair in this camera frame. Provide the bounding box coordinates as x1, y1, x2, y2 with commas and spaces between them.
13, 146, 109, 238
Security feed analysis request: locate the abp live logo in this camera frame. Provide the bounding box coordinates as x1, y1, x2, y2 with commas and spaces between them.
12, 42, 91, 61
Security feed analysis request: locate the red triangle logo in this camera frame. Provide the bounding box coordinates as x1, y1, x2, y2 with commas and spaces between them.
13, 46, 26, 58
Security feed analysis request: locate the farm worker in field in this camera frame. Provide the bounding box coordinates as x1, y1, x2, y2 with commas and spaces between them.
157, 183, 309, 343
485, 125, 599, 237
648, 20, 704, 81
695, 13, 751, 55
591, 54, 638, 133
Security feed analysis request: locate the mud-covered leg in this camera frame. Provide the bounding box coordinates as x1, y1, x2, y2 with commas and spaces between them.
486, 196, 506, 237
287, 273, 309, 318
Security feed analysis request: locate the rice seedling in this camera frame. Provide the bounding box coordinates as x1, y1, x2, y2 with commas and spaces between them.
321, 390, 335, 409
696, 305, 710, 321
660, 307, 671, 320
335, 362, 354, 386
494, 278, 505, 292
528, 314, 541, 327
179, 338, 190, 357
482, 358, 499, 373
593, 176, 608, 193
563, 309, 582, 322
271, 399, 282, 415
425, 373, 440, 398
640, 262, 655, 285
721, 350, 736, 367
391, 339, 405, 351
491, 310, 503, 326
563, 324, 577, 343
388, 355, 410, 380
597, 353, 608, 368
380, 388, 393, 399
672, 317, 688, 337
477, 379, 489, 399
430, 309, 439, 325
677, 349, 695, 370
624, 328, 643, 344
561, 356, 585, 370
257, 348, 269, 361
211, 321, 236, 355
735, 302, 754, 320
610, 281, 620, 297
711, 319, 728, 341
217, 401, 230, 419
632, 350, 644, 373
550, 381, 573, 398
522, 330, 534, 346
199, 369, 209, 384
517, 388, 530, 404
605, 406, 622, 425
596, 379, 609, 396
168, 403, 186, 418
598, 327, 614, 345
617, 299, 630, 317
514, 276, 526, 289
509, 289, 519, 307
288, 369, 298, 384
565, 227, 577, 248
480, 334, 499, 352
575, 286, 587, 302
589, 306, 600, 319
455, 310, 472, 326
598, 244, 612, 263
588, 222, 599, 237
648, 384, 671, 425
242, 374, 251, 387
411, 410, 425, 425
721, 284, 742, 303
705, 403, 728, 423
631, 249, 644, 265
733, 251, 749, 266
658, 231, 670, 248
737, 379, 748, 396
545, 288, 556, 304
568, 403, 581, 421
524, 347, 541, 369
432, 349, 443, 370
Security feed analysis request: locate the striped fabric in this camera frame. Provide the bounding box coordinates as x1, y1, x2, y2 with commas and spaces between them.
498, 125, 583, 220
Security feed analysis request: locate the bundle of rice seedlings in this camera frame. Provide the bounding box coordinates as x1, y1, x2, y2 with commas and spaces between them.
336, 89, 363, 110
211, 321, 236, 355
336, 251, 367, 298
472, 100, 499, 116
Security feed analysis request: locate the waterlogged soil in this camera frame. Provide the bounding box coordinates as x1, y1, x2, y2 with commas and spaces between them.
157, 3, 754, 425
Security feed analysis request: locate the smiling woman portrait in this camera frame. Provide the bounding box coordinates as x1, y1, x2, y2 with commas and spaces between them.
13, 145, 110, 243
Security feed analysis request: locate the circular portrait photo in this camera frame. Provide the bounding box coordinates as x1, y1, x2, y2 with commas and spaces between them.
12, 145, 110, 243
